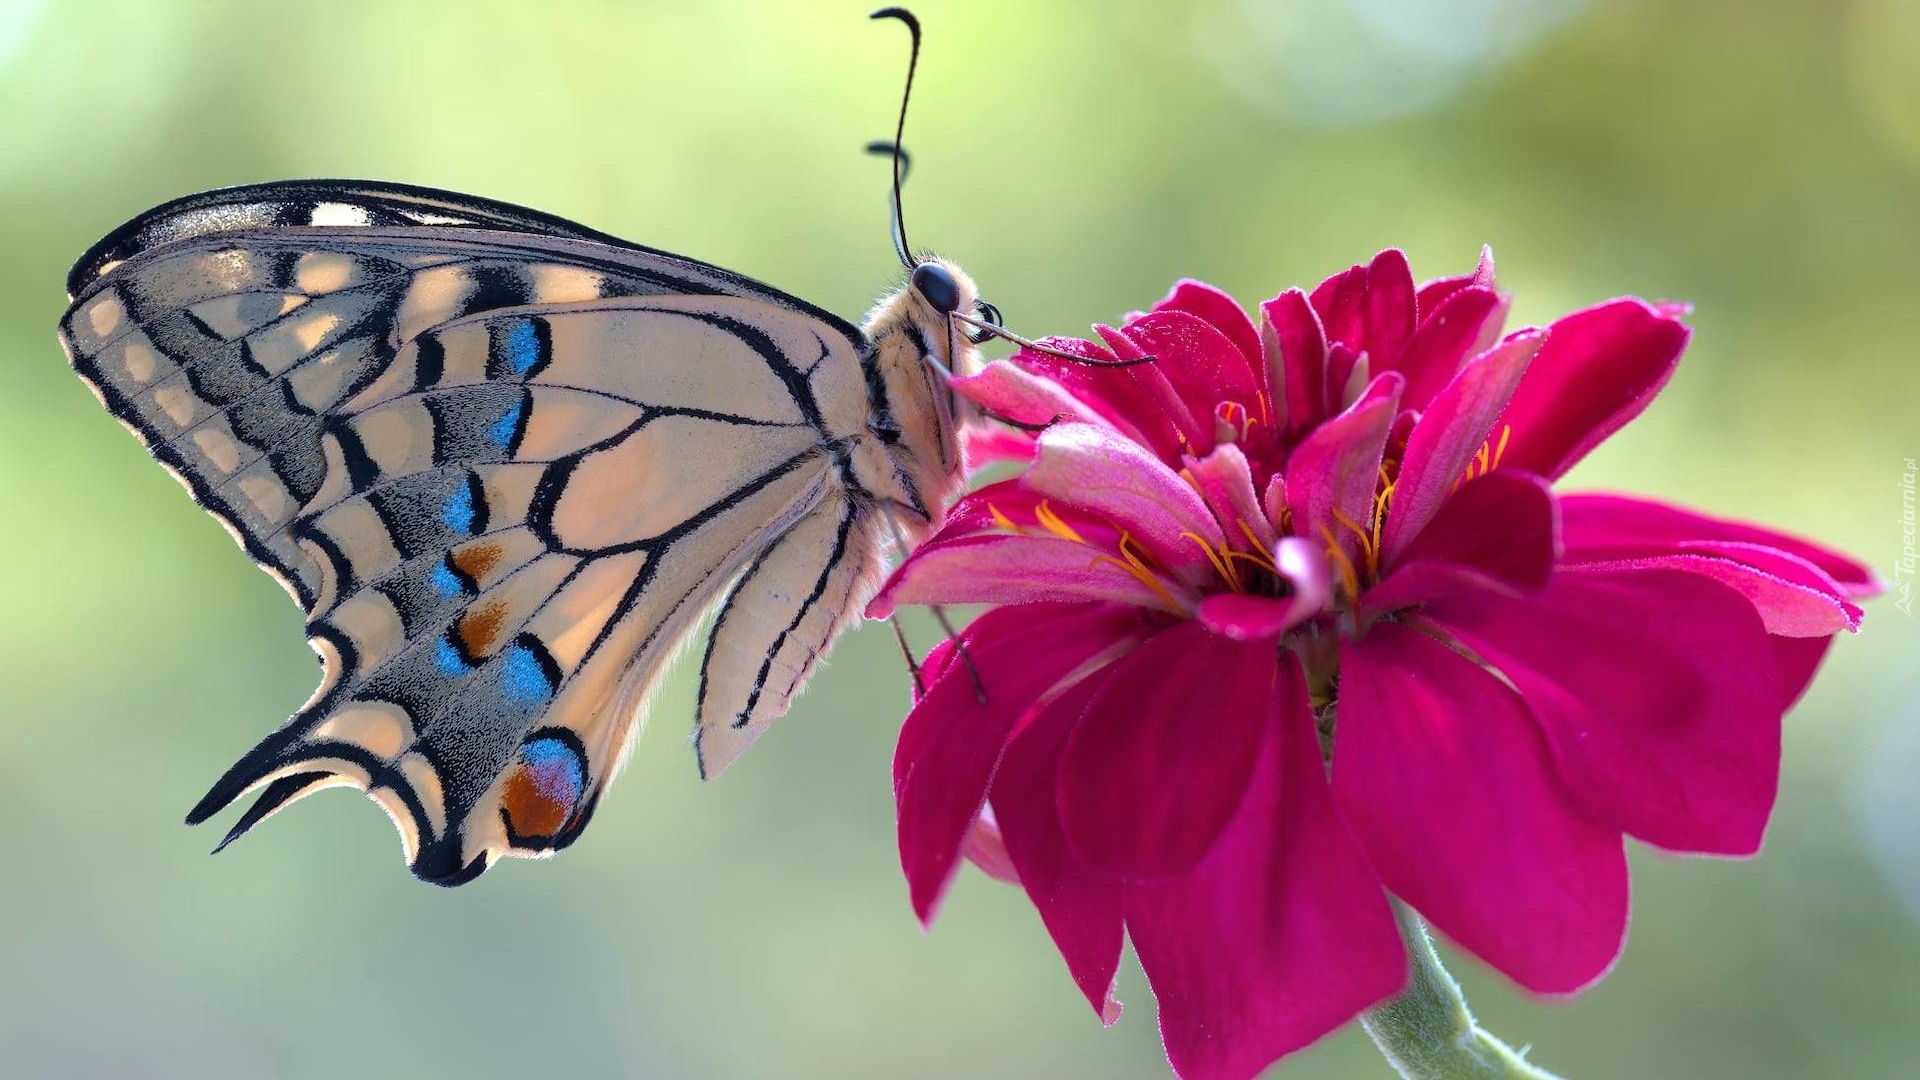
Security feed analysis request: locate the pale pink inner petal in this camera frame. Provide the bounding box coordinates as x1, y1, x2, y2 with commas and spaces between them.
1285, 372, 1404, 574
868, 533, 1183, 619
1184, 442, 1279, 553
953, 361, 1114, 431
1560, 491, 1885, 599
1024, 423, 1227, 573
1572, 549, 1859, 637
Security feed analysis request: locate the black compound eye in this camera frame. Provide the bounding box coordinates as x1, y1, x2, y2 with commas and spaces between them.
967, 299, 1003, 344
909, 262, 961, 314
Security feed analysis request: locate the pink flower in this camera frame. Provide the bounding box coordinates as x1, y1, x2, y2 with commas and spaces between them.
869, 249, 1883, 1080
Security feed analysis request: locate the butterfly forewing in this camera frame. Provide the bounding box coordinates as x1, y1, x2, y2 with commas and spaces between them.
62, 182, 910, 883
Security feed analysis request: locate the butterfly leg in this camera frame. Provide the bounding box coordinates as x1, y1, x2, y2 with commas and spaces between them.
880, 506, 987, 705
887, 616, 927, 699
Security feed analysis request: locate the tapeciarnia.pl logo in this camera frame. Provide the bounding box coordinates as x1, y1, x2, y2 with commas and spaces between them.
1897, 457, 1916, 617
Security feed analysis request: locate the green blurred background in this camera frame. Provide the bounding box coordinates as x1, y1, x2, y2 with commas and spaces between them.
3, 0, 1916, 1076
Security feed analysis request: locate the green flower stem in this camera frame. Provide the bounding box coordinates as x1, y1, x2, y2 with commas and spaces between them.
1359, 900, 1568, 1080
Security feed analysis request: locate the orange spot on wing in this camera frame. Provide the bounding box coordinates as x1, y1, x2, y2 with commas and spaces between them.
457, 600, 509, 657
501, 767, 571, 839
452, 541, 501, 584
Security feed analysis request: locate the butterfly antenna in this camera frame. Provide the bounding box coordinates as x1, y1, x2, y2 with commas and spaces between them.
870, 7, 922, 269
863, 140, 913, 272
950, 309, 1160, 368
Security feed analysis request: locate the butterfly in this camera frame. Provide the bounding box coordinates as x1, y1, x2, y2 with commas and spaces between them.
56, 8, 1074, 886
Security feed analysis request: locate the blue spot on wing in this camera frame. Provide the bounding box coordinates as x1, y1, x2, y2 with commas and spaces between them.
431, 562, 464, 598
442, 481, 475, 533
504, 320, 542, 377
501, 642, 556, 707
489, 397, 524, 451
519, 736, 584, 802
435, 637, 468, 676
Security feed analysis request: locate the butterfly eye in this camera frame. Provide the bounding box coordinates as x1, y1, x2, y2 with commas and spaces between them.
910, 261, 961, 314
967, 300, 1003, 345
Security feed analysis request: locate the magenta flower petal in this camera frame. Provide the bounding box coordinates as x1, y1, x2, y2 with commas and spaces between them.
990, 671, 1128, 1024
962, 424, 1038, 468
1414, 244, 1497, 315
1362, 249, 1417, 371
1285, 372, 1404, 572
960, 808, 1021, 885
1391, 285, 1509, 410
1368, 470, 1560, 612
1154, 278, 1265, 381
1426, 567, 1780, 855
1184, 442, 1280, 553
1195, 538, 1334, 640
1109, 311, 1262, 458
1025, 423, 1226, 572
1773, 634, 1835, 710
1560, 492, 1884, 599
1127, 655, 1404, 1080
1573, 547, 1860, 637
1017, 336, 1189, 462
1310, 262, 1371, 349
952, 360, 1116, 432
868, 532, 1181, 618
1259, 287, 1327, 437
895, 603, 1144, 923
1495, 299, 1689, 481
1198, 593, 1311, 642
1057, 622, 1275, 879
875, 259, 1876, 1079
1335, 623, 1629, 994
1380, 329, 1546, 563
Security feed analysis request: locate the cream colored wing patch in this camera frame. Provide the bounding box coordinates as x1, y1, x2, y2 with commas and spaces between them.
694, 498, 889, 778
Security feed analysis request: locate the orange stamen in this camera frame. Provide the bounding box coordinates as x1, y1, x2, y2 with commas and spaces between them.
1180, 531, 1243, 592
1033, 499, 1085, 543
1317, 522, 1363, 602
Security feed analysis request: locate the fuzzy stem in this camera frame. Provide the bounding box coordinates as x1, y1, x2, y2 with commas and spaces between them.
1359, 900, 1568, 1080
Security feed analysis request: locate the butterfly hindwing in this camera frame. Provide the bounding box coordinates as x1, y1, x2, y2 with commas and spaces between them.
695, 497, 885, 778
64, 183, 894, 882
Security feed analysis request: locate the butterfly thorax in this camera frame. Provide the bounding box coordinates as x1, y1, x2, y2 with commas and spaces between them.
849, 257, 979, 544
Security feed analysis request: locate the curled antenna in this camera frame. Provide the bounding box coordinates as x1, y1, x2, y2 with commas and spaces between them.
863, 140, 912, 270
871, 7, 922, 269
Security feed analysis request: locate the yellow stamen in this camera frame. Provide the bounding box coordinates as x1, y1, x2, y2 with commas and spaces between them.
1236, 519, 1276, 564
988, 503, 1019, 533
1033, 499, 1085, 543
1223, 548, 1277, 576
1317, 522, 1363, 602
1181, 531, 1243, 592
1090, 530, 1181, 610
1330, 506, 1382, 583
